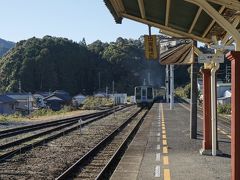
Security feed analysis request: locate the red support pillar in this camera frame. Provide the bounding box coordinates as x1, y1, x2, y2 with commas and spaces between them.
226, 51, 240, 180
200, 68, 212, 154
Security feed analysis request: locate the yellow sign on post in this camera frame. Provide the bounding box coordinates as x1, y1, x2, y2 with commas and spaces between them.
144, 35, 158, 60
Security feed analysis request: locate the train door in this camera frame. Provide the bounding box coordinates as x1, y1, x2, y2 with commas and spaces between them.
135, 87, 141, 101
147, 87, 153, 100
142, 88, 147, 102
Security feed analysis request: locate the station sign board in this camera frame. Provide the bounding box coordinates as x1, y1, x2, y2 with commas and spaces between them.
198, 53, 224, 63
144, 35, 158, 60
210, 45, 235, 51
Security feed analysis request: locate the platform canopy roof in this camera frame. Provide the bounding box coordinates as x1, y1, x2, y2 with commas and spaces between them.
104, 0, 240, 45
160, 42, 194, 64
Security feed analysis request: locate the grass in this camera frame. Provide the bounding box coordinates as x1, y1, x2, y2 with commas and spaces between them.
30, 106, 73, 117
0, 97, 114, 122
82, 96, 113, 110
0, 112, 25, 122
0, 106, 74, 122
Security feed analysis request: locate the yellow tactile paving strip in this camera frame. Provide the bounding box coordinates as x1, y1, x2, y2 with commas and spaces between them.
161, 103, 171, 180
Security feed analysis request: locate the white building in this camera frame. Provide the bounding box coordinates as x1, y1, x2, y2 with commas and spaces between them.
129, 96, 136, 104
33, 92, 51, 108
217, 83, 231, 105
94, 92, 107, 98
72, 94, 86, 106
217, 83, 231, 98
217, 96, 231, 105
6, 93, 34, 112
197, 79, 203, 93
110, 93, 127, 105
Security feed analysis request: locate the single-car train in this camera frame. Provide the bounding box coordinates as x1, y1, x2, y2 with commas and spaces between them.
134, 86, 166, 107
135, 85, 154, 108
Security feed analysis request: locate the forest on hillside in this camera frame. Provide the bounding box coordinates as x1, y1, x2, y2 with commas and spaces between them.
0, 36, 191, 95
0, 38, 15, 57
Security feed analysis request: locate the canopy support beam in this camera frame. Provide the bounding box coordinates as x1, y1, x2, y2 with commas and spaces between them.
185, 0, 240, 49
188, 7, 202, 33
122, 13, 211, 43
222, 17, 240, 45
207, 0, 240, 11
165, 0, 171, 26
138, 0, 146, 19
202, 6, 225, 38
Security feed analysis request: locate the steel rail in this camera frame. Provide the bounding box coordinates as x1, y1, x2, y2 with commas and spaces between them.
0, 106, 125, 162
55, 107, 146, 180
0, 121, 76, 150
176, 97, 230, 128
0, 107, 120, 139
96, 109, 148, 179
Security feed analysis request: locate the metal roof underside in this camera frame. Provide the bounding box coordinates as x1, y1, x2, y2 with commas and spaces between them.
104, 0, 239, 44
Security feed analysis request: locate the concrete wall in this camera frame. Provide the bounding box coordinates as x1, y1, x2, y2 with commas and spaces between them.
217, 84, 231, 98
217, 97, 231, 105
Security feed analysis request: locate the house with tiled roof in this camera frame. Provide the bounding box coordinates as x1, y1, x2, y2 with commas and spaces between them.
0, 95, 17, 114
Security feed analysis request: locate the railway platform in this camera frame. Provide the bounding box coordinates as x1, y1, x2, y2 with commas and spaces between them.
111, 103, 231, 180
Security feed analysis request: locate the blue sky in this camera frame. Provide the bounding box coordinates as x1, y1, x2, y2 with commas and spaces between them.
0, 0, 159, 44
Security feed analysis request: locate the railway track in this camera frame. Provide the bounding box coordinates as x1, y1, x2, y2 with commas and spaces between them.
177, 97, 231, 133
56, 108, 148, 180
0, 106, 124, 162
0, 107, 118, 138
196, 106, 231, 134
0, 105, 141, 179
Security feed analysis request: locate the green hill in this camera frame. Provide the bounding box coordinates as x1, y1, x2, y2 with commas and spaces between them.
0, 36, 189, 95
0, 38, 15, 57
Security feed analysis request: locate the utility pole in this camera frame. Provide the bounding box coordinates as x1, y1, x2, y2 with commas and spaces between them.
106, 86, 108, 97
170, 65, 174, 110
112, 80, 116, 117
112, 81, 115, 105
19, 80, 22, 93
98, 72, 101, 91
143, 79, 146, 86
112, 81, 115, 94
165, 65, 169, 103
28, 92, 30, 115
148, 72, 151, 85
225, 64, 231, 83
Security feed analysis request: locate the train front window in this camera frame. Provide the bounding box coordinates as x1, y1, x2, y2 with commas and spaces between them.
142, 89, 146, 97
136, 87, 141, 99
147, 87, 153, 99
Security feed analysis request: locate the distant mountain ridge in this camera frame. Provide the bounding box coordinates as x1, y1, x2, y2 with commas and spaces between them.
0, 38, 15, 57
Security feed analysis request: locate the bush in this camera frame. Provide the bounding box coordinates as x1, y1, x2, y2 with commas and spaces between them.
0, 112, 24, 122
31, 105, 74, 117
60, 105, 72, 112
175, 83, 191, 99
183, 83, 191, 99
217, 104, 231, 114
31, 108, 55, 117
82, 97, 113, 110
175, 87, 185, 97
0, 105, 76, 122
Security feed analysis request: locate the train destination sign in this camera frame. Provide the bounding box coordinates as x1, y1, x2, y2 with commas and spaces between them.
198, 53, 224, 63
144, 35, 158, 60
